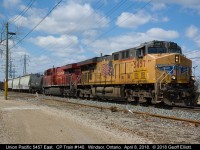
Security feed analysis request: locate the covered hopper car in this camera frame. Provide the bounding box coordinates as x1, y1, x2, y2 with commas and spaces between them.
8, 73, 43, 93
0, 81, 4, 91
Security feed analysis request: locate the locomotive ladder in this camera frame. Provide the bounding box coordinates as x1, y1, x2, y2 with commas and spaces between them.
159, 64, 176, 90
155, 65, 176, 101
70, 75, 81, 88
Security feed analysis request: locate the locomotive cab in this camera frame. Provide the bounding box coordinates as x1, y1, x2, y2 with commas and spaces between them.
144, 41, 198, 106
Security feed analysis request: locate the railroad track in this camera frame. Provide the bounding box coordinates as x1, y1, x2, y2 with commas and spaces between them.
41, 98, 200, 125
171, 105, 200, 113
154, 103, 200, 113
3, 91, 200, 126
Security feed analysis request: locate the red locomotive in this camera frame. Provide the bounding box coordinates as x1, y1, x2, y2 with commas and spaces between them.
43, 63, 81, 96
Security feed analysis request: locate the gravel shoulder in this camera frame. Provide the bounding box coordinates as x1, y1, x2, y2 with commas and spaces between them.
0, 95, 149, 144
0, 92, 200, 144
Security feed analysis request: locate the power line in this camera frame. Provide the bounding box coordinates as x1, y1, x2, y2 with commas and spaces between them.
61, 0, 151, 52
189, 57, 200, 59
28, 0, 140, 59
10, 0, 63, 50
8, 0, 136, 60
92, 1, 151, 42
184, 50, 200, 54
28, 0, 105, 55
1, 0, 63, 79
9, 0, 35, 24
15, 0, 149, 69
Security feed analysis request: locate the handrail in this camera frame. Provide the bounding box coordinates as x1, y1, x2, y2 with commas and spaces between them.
159, 65, 176, 90
71, 75, 81, 86
156, 71, 166, 83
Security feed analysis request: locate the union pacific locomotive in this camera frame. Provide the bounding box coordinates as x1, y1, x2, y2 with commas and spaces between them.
8, 41, 199, 106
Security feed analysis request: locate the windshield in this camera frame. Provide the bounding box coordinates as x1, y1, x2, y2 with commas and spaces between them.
168, 48, 182, 54
148, 47, 167, 54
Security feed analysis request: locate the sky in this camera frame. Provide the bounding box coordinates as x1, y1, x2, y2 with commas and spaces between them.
0, 0, 200, 81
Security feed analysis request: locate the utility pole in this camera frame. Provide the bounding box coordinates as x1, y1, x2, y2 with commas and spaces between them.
9, 52, 12, 78
4, 22, 16, 100
5, 22, 8, 100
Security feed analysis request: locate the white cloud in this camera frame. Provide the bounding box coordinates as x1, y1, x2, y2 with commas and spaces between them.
162, 17, 170, 22
87, 28, 179, 55
116, 11, 151, 28
186, 25, 199, 38
32, 35, 78, 49
186, 25, 200, 47
151, 2, 166, 11
12, 2, 109, 34
147, 0, 200, 14
0, 13, 5, 19
184, 49, 200, 76
146, 28, 179, 39
0, 44, 87, 80
82, 30, 99, 39
29, 35, 84, 57
166, 0, 200, 7
3, 0, 21, 8
27, 53, 87, 75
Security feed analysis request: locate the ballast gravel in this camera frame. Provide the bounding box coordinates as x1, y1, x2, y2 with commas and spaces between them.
4, 92, 200, 144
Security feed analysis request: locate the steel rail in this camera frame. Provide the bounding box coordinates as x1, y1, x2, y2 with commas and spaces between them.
5, 91, 200, 125
42, 98, 200, 125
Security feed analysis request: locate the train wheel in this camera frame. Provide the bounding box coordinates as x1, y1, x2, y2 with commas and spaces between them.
183, 98, 192, 106
131, 97, 139, 105
146, 98, 152, 106
184, 92, 199, 106
163, 98, 173, 106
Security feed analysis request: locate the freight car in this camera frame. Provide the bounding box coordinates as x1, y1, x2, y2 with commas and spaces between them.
8, 73, 43, 93
0, 81, 4, 91
8, 79, 13, 90
43, 40, 199, 106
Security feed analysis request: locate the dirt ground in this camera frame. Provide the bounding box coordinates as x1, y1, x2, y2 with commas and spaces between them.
0, 95, 149, 144
0, 92, 200, 144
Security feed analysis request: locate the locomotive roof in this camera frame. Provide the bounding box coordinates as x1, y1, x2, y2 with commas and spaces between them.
44, 63, 78, 72
112, 40, 180, 54
64, 63, 78, 69
97, 55, 112, 62
77, 57, 98, 66
138, 40, 180, 48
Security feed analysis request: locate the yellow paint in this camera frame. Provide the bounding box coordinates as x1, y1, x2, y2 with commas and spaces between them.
80, 53, 192, 85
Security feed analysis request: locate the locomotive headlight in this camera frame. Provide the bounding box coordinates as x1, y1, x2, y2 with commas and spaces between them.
190, 76, 196, 81
175, 55, 179, 63
171, 75, 176, 80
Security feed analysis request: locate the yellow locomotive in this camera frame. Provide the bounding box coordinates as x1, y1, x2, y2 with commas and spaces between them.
77, 40, 199, 106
